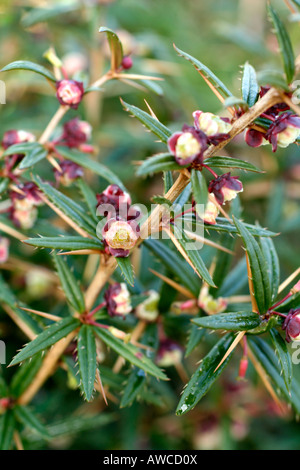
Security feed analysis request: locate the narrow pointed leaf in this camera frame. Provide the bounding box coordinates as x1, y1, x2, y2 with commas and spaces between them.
190, 169, 208, 213
204, 156, 263, 173
94, 327, 168, 380
14, 405, 50, 439
270, 328, 292, 393
121, 100, 172, 143
192, 311, 262, 331
99, 27, 123, 71
116, 257, 135, 286
120, 367, 146, 408
0, 412, 15, 450
176, 333, 235, 415
185, 324, 206, 357
1, 60, 56, 81
9, 316, 80, 366
25, 236, 103, 251
52, 254, 85, 313
11, 353, 43, 397
137, 153, 184, 176
267, 4, 295, 84
77, 325, 97, 401
260, 237, 280, 303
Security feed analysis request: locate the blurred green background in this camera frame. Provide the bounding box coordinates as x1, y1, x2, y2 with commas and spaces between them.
0, 0, 300, 450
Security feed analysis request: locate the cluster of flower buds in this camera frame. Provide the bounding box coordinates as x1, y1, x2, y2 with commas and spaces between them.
97, 184, 140, 257
56, 79, 84, 109
156, 338, 184, 367
9, 182, 43, 229
54, 160, 84, 187
0, 237, 9, 264
245, 86, 300, 152
282, 308, 300, 343
135, 290, 160, 322
198, 285, 227, 315
1, 130, 36, 173
168, 111, 232, 166
104, 282, 132, 317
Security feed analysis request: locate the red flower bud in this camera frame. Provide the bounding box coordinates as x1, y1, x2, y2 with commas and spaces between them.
2, 130, 36, 150
121, 56, 133, 70
282, 309, 300, 342
54, 160, 84, 187
104, 282, 132, 317
245, 128, 267, 148
56, 79, 84, 109
61, 118, 92, 149
265, 113, 300, 152
156, 339, 183, 367
208, 172, 243, 205
102, 218, 139, 257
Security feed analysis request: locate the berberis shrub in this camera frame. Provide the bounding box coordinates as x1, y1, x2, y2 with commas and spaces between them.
0, 0, 299, 450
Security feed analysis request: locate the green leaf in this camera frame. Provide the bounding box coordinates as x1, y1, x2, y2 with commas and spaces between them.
116, 257, 135, 286
171, 223, 216, 287
190, 169, 208, 215
1, 60, 56, 82
192, 311, 262, 331
185, 324, 206, 357
11, 353, 43, 398
14, 405, 50, 439
25, 236, 103, 251
77, 325, 97, 401
204, 156, 263, 173
121, 100, 172, 143
174, 45, 233, 98
33, 174, 97, 236
267, 4, 295, 84
55, 147, 126, 191
176, 333, 235, 415
0, 177, 9, 195
163, 171, 174, 193
0, 411, 15, 450
233, 216, 272, 314
143, 239, 200, 296
241, 62, 259, 107
77, 179, 98, 223
99, 27, 123, 71
2, 142, 48, 170
94, 327, 168, 381
120, 367, 146, 408
9, 316, 80, 366
52, 254, 85, 313
257, 70, 290, 92
270, 328, 292, 393
137, 153, 184, 176
260, 237, 280, 303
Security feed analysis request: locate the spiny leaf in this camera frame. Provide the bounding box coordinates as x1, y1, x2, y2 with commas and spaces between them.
121, 100, 172, 143
25, 236, 103, 251
192, 311, 262, 331
14, 405, 50, 439
52, 254, 86, 313
270, 328, 292, 393
116, 257, 135, 286
136, 153, 185, 176
204, 156, 263, 173
77, 325, 97, 401
11, 353, 44, 398
260, 236, 280, 303
190, 169, 208, 215
0, 411, 15, 450
9, 317, 80, 366
176, 333, 235, 415
120, 367, 146, 408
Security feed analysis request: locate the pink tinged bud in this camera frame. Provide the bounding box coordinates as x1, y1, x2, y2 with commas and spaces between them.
10, 182, 43, 210
193, 111, 232, 136
62, 118, 92, 148
282, 309, 300, 342
54, 160, 84, 187
277, 124, 300, 148
198, 286, 227, 315
199, 193, 219, 225
0, 237, 9, 263
56, 79, 84, 109
238, 356, 248, 380
105, 282, 132, 317
121, 56, 133, 70
208, 172, 243, 205
168, 127, 207, 166
156, 339, 183, 367
136, 290, 160, 322
291, 280, 300, 294
103, 219, 139, 256
2, 130, 36, 149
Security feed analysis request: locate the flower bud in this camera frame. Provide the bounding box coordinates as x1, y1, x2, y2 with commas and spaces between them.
0, 237, 9, 263
96, 185, 131, 213
245, 128, 268, 148
56, 79, 84, 109
11, 207, 38, 230
2, 129, 36, 150
54, 160, 84, 187
104, 282, 132, 317
136, 290, 160, 322
61, 118, 92, 149
156, 339, 183, 367
25, 269, 52, 299
102, 218, 139, 257
10, 182, 42, 211
108, 326, 131, 342
193, 111, 232, 136
168, 126, 207, 166
198, 286, 227, 315
282, 309, 300, 342
201, 194, 219, 225
238, 356, 248, 381
265, 113, 300, 152
208, 172, 243, 205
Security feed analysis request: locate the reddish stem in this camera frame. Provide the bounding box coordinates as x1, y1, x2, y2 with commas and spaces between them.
202, 164, 218, 178
270, 292, 292, 310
